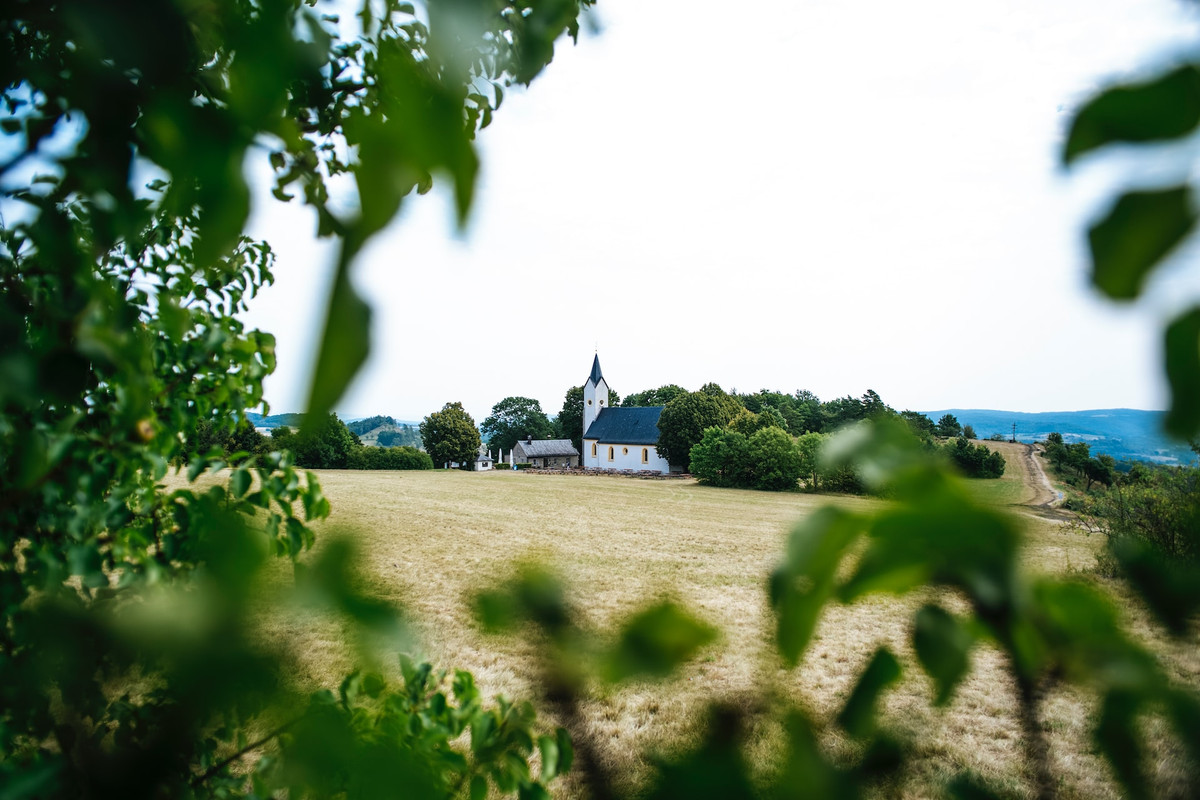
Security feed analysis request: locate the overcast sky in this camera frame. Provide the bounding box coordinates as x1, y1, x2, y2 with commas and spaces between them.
243, 0, 1200, 423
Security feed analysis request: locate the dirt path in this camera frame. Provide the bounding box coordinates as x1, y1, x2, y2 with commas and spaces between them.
1021, 443, 1060, 507
1012, 442, 1075, 522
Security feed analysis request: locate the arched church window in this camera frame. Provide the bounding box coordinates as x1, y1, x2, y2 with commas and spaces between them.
607, 447, 614, 461
591, 443, 597, 457
642, 448, 649, 463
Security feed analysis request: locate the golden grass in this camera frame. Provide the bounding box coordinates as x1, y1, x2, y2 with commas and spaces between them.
224, 461, 1198, 799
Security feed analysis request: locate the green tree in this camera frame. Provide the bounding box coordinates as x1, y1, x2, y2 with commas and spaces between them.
482, 396, 554, 453
796, 432, 827, 492
746, 426, 803, 491
623, 384, 688, 407
900, 410, 936, 438
936, 413, 963, 438
556, 385, 585, 453
821, 395, 867, 430
656, 391, 738, 471
688, 427, 751, 488
287, 413, 362, 469
421, 402, 482, 469
728, 409, 763, 437
962, 424, 977, 440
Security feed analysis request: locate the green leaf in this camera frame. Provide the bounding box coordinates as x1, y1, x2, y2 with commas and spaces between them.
769, 506, 862, 666
469, 775, 487, 800
1064, 64, 1200, 165
836, 647, 902, 739
538, 735, 559, 781
304, 252, 370, 430
1165, 689, 1200, 770
230, 468, 251, 499
1088, 186, 1195, 301
1095, 690, 1147, 800
913, 605, 975, 706
603, 601, 717, 683
187, 457, 209, 482
1111, 533, 1200, 635
1164, 307, 1200, 440
555, 727, 573, 775
946, 772, 1018, 800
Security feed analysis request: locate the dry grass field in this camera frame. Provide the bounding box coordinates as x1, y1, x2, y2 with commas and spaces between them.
238, 444, 1197, 799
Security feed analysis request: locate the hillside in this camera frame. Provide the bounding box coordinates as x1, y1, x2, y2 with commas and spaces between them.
924, 408, 1193, 464
245, 412, 423, 449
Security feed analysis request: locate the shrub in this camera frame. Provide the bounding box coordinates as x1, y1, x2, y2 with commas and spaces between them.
747, 426, 803, 491
943, 437, 1005, 478
689, 427, 751, 487
346, 446, 434, 470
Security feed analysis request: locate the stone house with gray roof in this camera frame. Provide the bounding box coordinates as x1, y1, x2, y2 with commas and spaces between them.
581, 355, 675, 473
511, 437, 579, 468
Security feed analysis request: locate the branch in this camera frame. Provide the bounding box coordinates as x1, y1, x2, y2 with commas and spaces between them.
189, 717, 299, 788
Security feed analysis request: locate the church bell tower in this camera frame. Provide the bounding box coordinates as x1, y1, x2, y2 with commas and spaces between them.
582, 353, 609, 436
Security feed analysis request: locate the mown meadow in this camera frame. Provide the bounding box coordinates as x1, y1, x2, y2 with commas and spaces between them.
233, 442, 1199, 798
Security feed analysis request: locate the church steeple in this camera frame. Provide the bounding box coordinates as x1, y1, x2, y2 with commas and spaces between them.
582, 353, 609, 437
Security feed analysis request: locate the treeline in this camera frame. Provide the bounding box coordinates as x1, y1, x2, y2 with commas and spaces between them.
648, 386, 1003, 492
1043, 433, 1115, 491
193, 414, 432, 471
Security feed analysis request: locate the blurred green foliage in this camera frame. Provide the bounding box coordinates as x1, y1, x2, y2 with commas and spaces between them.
1, 0, 593, 795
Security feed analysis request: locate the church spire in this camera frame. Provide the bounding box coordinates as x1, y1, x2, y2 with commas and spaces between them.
588, 353, 604, 386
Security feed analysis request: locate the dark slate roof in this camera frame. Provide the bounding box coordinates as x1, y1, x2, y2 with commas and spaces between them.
514, 439, 580, 458
583, 406, 663, 445
587, 353, 604, 385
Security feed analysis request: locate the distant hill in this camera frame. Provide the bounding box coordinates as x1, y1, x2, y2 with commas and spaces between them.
246, 412, 423, 449
245, 412, 306, 429
922, 408, 1194, 465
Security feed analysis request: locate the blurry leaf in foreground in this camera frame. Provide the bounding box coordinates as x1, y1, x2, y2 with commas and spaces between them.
646, 705, 757, 800
820, 418, 925, 491
1110, 534, 1200, 635
473, 564, 570, 635
602, 601, 717, 683
304, 253, 370, 433
294, 537, 409, 659
1087, 186, 1194, 301
913, 604, 976, 706
1064, 64, 1200, 165
769, 506, 862, 666
836, 647, 902, 739
946, 772, 1020, 800
1095, 690, 1147, 800
772, 710, 859, 799
1164, 306, 1200, 440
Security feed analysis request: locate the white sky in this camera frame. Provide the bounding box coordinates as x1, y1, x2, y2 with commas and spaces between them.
244, 0, 1200, 423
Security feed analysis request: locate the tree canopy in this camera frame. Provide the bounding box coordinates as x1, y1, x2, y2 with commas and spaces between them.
481, 396, 554, 453
655, 391, 739, 471
556, 385, 585, 454
420, 402, 482, 469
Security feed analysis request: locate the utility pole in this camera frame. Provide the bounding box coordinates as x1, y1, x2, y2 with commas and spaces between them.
1011, 422, 1017, 444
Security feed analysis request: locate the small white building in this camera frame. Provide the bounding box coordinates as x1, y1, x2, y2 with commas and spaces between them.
580, 354, 674, 474
474, 447, 494, 471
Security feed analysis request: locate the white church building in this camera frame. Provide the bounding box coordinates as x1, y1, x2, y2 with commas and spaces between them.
581, 355, 674, 474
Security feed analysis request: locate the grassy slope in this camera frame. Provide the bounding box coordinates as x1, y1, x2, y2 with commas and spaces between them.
249, 461, 1194, 799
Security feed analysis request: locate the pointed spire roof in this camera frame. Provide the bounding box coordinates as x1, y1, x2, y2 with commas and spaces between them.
587, 353, 604, 385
